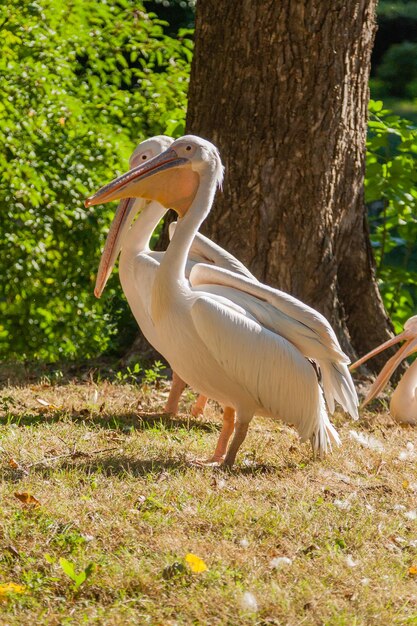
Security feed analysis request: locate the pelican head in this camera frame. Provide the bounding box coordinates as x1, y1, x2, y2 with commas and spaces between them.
86, 135, 224, 298
93, 135, 174, 298
85, 135, 224, 213
350, 315, 417, 406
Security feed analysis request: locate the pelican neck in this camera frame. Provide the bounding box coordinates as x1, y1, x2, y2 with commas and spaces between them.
121, 199, 167, 259
157, 173, 217, 283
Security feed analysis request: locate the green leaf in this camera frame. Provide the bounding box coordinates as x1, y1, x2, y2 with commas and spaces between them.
0, 0, 191, 362
59, 558, 77, 583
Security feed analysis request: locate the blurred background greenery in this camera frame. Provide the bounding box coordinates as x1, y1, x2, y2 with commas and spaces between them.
1, 0, 416, 363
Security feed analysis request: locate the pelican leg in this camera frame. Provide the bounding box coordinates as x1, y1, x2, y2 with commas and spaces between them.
211, 406, 236, 460
164, 371, 186, 414
191, 394, 208, 417
193, 406, 236, 465
222, 417, 252, 468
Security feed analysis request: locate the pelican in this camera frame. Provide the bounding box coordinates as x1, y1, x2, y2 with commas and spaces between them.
95, 136, 255, 461
350, 316, 417, 424
86, 135, 358, 467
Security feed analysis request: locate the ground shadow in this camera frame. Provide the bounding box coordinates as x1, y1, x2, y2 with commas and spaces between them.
3, 447, 303, 482
0, 356, 167, 388
0, 409, 218, 434
2, 454, 188, 483
71, 456, 285, 478
2, 452, 288, 483
54, 454, 188, 479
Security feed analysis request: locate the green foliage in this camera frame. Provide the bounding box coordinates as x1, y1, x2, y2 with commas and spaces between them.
0, 0, 191, 361
376, 41, 417, 97
366, 100, 417, 331
146, 0, 196, 31
2, 0, 416, 363
115, 362, 144, 384
58, 558, 95, 591
378, 0, 417, 20
115, 359, 166, 385
144, 359, 167, 384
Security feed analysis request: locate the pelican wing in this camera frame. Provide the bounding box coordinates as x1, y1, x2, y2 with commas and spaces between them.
190, 264, 358, 418
191, 295, 328, 442
169, 222, 255, 280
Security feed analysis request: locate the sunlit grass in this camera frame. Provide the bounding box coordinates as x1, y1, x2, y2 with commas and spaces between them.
1, 376, 417, 624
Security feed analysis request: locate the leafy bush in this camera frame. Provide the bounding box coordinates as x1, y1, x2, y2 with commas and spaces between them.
405, 79, 417, 100
378, 0, 417, 21
366, 100, 417, 331
0, 0, 191, 361
146, 0, 196, 31
376, 41, 417, 97
2, 2, 416, 363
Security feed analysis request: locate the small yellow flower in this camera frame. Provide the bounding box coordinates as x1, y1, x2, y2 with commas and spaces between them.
185, 553, 207, 573
0, 582, 26, 596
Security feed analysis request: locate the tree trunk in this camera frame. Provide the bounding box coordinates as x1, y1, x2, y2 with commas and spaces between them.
179, 0, 394, 370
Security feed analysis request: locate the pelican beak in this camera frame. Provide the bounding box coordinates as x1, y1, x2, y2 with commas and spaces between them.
85, 148, 193, 208
350, 329, 414, 372
350, 330, 417, 406
94, 197, 142, 298
87, 147, 199, 298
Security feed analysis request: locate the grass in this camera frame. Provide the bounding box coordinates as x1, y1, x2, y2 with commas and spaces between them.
1, 370, 417, 624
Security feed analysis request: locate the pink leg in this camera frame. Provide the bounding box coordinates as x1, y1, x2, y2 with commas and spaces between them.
222, 417, 251, 468
164, 372, 186, 414
193, 406, 236, 465
191, 394, 208, 417
209, 406, 236, 462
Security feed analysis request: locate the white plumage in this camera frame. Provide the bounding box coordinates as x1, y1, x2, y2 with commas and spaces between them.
96, 136, 254, 420
87, 135, 358, 466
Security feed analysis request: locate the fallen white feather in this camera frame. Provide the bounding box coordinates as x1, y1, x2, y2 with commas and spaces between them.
240, 592, 258, 612
242, 457, 256, 468
334, 499, 351, 511
349, 430, 384, 452
333, 472, 351, 483
269, 556, 292, 569
398, 444, 416, 461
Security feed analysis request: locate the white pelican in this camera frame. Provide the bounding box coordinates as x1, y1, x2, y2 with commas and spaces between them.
95, 136, 255, 461
86, 135, 358, 467
350, 316, 417, 424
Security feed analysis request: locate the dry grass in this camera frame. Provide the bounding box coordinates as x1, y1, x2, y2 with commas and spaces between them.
1, 369, 417, 625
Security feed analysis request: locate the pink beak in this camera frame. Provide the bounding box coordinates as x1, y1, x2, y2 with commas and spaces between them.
350, 330, 417, 406
86, 147, 188, 298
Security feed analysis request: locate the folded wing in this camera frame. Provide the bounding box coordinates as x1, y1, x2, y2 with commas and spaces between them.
169, 222, 256, 280
190, 264, 358, 419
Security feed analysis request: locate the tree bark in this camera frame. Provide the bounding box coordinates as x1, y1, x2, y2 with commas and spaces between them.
175, 0, 394, 370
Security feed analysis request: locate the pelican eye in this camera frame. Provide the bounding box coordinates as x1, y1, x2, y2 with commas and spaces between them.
141, 154, 147, 160
185, 145, 192, 151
